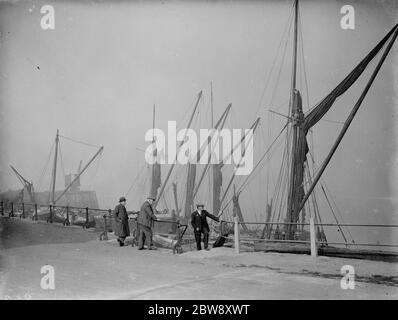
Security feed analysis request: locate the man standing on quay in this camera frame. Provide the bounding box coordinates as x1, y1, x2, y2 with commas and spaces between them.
191, 204, 219, 251
114, 196, 130, 246
137, 196, 158, 250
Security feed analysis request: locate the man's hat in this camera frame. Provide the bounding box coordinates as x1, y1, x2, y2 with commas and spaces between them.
196, 203, 204, 208
119, 196, 127, 203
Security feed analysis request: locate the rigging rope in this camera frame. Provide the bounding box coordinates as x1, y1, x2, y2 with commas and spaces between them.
58, 134, 101, 149
37, 141, 55, 191
58, 141, 66, 178
237, 122, 288, 194
254, 3, 296, 117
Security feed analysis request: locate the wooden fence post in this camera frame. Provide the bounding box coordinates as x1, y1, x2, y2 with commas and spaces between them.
234, 216, 240, 254
309, 216, 318, 258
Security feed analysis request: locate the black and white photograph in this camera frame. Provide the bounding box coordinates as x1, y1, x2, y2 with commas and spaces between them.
0, 0, 397, 305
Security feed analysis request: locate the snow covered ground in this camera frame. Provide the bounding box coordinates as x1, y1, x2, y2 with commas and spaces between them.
0, 217, 397, 300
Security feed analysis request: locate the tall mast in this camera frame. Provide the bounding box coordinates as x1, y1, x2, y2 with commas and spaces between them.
286, 0, 300, 237
153, 91, 203, 208
291, 0, 299, 98
151, 104, 156, 192
210, 82, 215, 212
50, 129, 59, 204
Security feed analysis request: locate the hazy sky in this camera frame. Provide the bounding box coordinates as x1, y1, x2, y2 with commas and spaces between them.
0, 0, 397, 244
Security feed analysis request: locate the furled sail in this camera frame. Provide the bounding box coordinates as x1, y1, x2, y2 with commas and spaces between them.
303, 24, 398, 132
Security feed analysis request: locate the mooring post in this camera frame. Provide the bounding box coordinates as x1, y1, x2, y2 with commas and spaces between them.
309, 216, 318, 258
34, 204, 38, 221
65, 206, 69, 226
234, 216, 240, 254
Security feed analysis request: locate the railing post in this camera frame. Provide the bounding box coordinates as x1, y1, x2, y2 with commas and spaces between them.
234, 216, 240, 254
70, 208, 74, 225
49, 205, 53, 223
34, 204, 38, 221
65, 206, 70, 226
1, 201, 4, 216
309, 216, 318, 258
84, 207, 89, 228
21, 202, 25, 219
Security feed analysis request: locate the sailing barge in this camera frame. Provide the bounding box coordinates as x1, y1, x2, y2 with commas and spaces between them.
143, 0, 398, 259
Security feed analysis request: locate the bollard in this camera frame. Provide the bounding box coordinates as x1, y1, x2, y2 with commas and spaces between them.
34, 204, 38, 221
234, 216, 240, 254
309, 216, 318, 258
1, 201, 3, 216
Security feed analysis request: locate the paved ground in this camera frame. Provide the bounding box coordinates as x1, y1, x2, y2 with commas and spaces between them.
0, 217, 397, 300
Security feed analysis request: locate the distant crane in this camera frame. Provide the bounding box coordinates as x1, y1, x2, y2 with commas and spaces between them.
10, 165, 36, 203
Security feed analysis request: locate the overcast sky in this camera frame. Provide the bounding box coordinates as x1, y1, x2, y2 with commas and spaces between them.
0, 0, 397, 244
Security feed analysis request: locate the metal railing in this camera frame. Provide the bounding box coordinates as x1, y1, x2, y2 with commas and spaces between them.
0, 200, 187, 254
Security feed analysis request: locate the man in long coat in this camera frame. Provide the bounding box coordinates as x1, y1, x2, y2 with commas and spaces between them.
191, 204, 219, 251
137, 196, 157, 250
114, 196, 130, 246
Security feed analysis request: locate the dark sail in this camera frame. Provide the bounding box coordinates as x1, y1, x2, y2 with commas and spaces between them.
303, 24, 398, 132
287, 24, 398, 236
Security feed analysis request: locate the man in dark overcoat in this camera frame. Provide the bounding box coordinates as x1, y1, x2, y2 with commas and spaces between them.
191, 204, 219, 251
137, 196, 157, 250
114, 196, 130, 246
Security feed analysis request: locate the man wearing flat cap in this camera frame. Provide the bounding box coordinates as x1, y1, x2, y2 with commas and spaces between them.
137, 196, 158, 250
113, 196, 130, 246
191, 204, 219, 251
